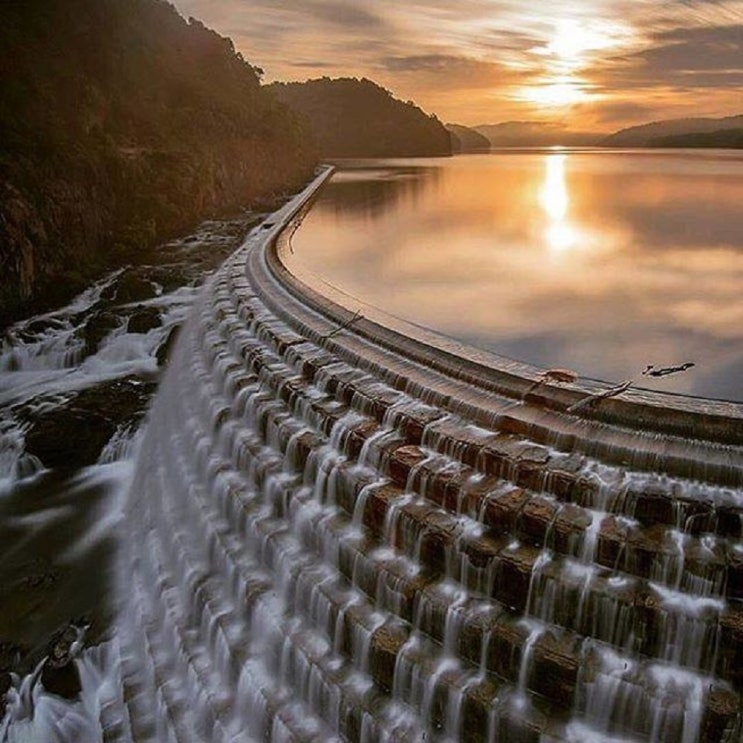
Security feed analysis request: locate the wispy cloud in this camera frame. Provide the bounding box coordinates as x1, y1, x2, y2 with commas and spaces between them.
173, 0, 743, 129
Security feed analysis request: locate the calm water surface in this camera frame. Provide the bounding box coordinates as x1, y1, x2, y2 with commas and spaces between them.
290, 151, 743, 401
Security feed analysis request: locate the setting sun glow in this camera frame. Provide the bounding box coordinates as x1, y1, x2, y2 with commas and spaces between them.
545, 19, 620, 64
175, 0, 743, 131
522, 80, 590, 107
520, 19, 628, 109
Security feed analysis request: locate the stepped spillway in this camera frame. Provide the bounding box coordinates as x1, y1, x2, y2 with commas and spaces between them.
121, 167, 743, 742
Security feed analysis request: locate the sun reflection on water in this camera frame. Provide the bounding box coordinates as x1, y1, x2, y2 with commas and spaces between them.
289, 152, 743, 400
540, 153, 577, 252
541, 154, 568, 219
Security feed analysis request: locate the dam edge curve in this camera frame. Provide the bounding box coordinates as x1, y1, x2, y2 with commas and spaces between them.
120, 165, 743, 741
273, 167, 743, 448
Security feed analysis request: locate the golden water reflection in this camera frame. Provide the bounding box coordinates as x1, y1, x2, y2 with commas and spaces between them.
540, 154, 575, 252
289, 152, 743, 401
541, 154, 568, 220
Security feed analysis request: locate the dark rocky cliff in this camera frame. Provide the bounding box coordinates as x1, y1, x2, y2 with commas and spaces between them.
269, 77, 452, 158
0, 0, 317, 325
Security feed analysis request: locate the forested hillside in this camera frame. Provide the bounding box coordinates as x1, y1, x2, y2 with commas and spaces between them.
649, 128, 743, 148
447, 124, 490, 152
0, 0, 316, 324
602, 114, 743, 147
269, 77, 452, 158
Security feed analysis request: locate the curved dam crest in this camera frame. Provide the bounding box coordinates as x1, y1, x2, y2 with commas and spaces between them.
119, 167, 743, 742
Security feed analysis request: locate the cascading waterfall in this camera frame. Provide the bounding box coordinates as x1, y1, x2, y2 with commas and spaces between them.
110, 170, 743, 742
8, 169, 740, 741
0, 213, 263, 742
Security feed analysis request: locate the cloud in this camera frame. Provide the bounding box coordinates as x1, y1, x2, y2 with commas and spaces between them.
297, 2, 386, 30
288, 60, 337, 69
638, 24, 742, 75
378, 54, 525, 89
600, 24, 743, 90
381, 54, 486, 74
577, 100, 659, 125
580, 21, 743, 125
173, 0, 743, 128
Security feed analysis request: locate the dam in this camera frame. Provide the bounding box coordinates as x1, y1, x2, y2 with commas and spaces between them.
119, 166, 743, 742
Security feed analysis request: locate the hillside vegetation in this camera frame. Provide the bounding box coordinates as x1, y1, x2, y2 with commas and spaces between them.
447, 124, 490, 152
0, 0, 316, 324
269, 77, 452, 158
602, 114, 743, 147
649, 128, 743, 149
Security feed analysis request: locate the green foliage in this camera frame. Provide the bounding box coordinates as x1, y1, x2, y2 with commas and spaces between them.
269, 77, 452, 158
0, 0, 317, 323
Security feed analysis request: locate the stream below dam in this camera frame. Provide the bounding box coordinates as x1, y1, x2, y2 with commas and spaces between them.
0, 209, 263, 738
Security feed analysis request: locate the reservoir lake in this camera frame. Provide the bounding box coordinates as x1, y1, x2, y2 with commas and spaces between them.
289, 150, 743, 402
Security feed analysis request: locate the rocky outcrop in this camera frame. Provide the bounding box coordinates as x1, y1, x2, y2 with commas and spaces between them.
0, 0, 316, 325
21, 376, 157, 469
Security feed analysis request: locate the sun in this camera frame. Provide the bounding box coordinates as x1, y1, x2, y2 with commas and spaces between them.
545, 20, 616, 66
522, 80, 589, 107
518, 19, 626, 109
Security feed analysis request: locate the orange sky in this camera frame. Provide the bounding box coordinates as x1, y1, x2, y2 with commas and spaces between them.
174, 0, 743, 131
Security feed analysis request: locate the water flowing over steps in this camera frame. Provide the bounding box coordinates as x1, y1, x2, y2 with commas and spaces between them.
121, 170, 743, 742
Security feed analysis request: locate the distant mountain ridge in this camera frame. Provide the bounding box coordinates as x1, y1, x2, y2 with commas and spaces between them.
469, 115, 743, 149
446, 124, 490, 152
602, 114, 743, 147
269, 77, 452, 158
473, 121, 598, 147
649, 129, 743, 148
